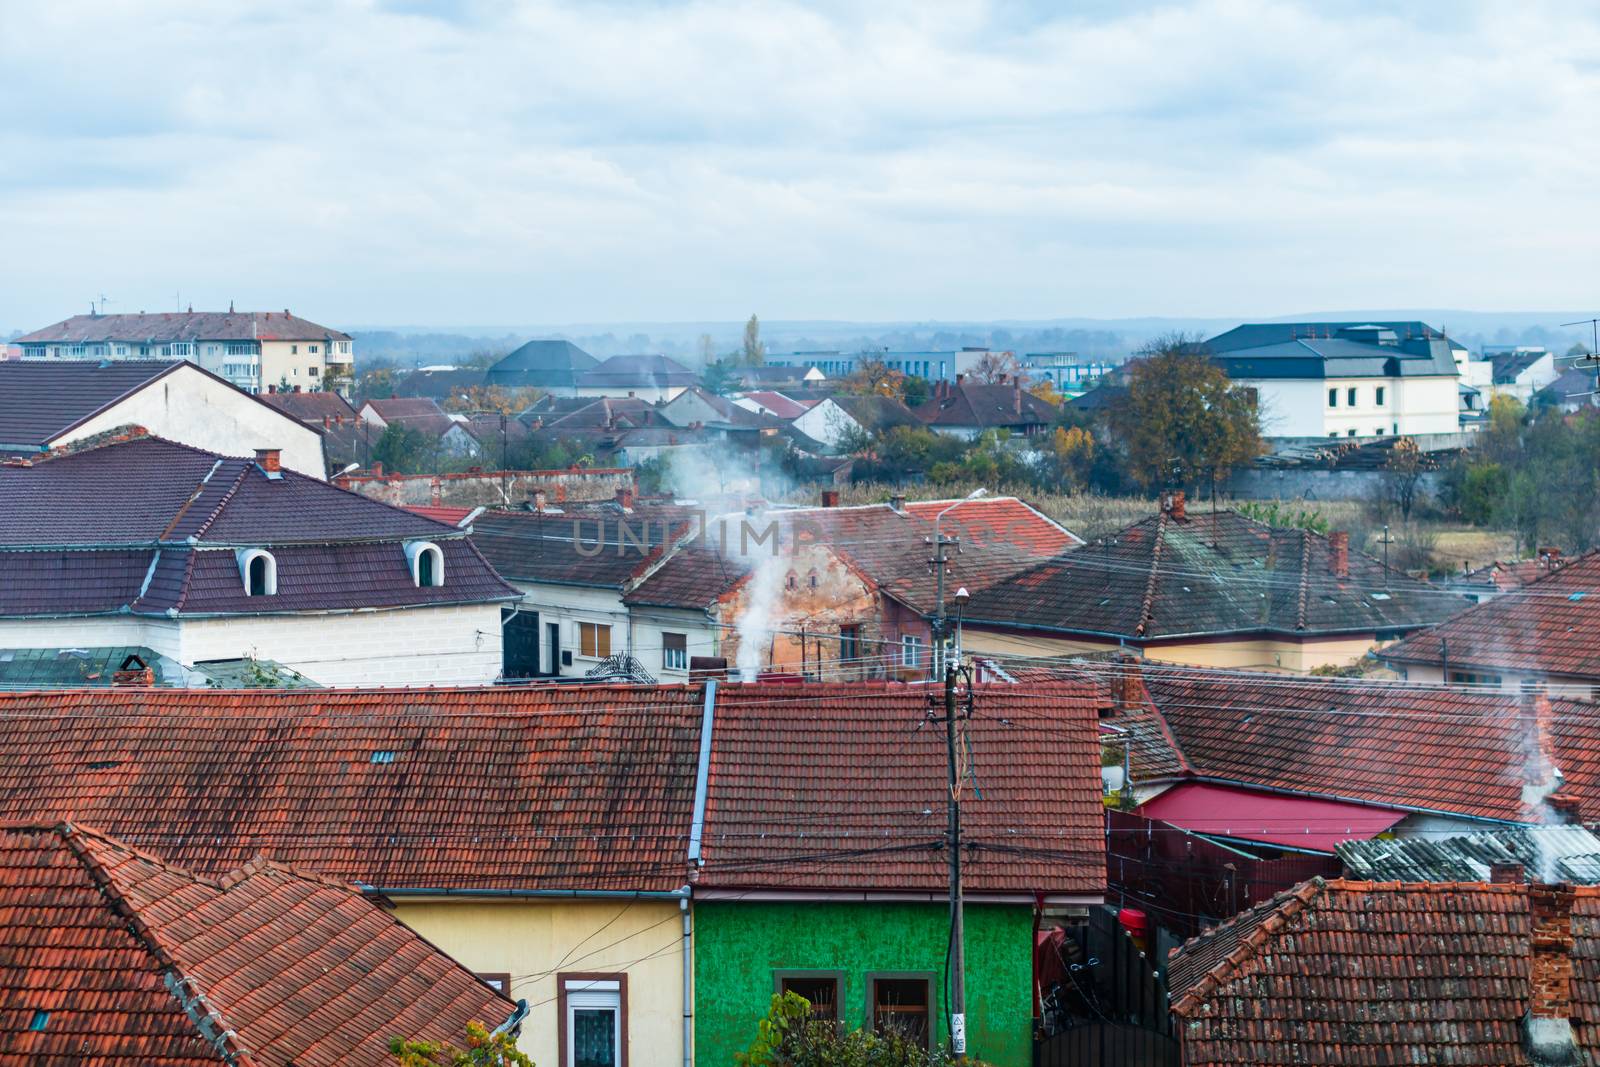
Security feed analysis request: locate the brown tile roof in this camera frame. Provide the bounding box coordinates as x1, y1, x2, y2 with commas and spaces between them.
913, 382, 1058, 429
0, 821, 512, 1065
964, 509, 1468, 642
0, 687, 706, 892
695, 681, 1106, 896
1107, 666, 1600, 824
16, 310, 350, 344
259, 389, 359, 424
361, 397, 456, 436
1169, 878, 1600, 1066
1385, 550, 1600, 680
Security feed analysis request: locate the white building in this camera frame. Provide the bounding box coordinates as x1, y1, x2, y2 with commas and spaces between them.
14, 309, 354, 395
0, 435, 518, 687
0, 359, 326, 478
1483, 346, 1559, 404
1205, 321, 1463, 441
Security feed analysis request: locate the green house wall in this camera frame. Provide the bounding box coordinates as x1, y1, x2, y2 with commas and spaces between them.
693, 901, 1034, 1067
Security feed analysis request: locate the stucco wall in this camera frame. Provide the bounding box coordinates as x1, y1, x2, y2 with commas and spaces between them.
1394, 662, 1597, 700
60, 365, 326, 479
1245, 375, 1459, 439
716, 544, 884, 681
965, 627, 1383, 673
693, 901, 1034, 1067
338, 468, 634, 508
393, 898, 686, 1065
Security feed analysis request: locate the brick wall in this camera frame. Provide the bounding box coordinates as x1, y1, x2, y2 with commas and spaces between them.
336, 468, 633, 508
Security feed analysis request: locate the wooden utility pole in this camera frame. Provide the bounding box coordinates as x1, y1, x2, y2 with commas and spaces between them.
929, 517, 967, 1057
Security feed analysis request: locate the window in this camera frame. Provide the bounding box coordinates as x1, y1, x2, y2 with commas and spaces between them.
1450, 670, 1503, 687
868, 974, 931, 1049
663, 632, 687, 672
901, 634, 922, 668
406, 542, 444, 587
1347, 387, 1358, 406
579, 622, 611, 659
808, 571, 818, 589
291, 344, 299, 354
1375, 386, 1386, 406
308, 365, 319, 377
560, 975, 625, 1067
309, 344, 319, 354
1328, 388, 1338, 408
776, 972, 843, 1021
839, 625, 861, 667
478, 973, 512, 994
225, 342, 255, 355
786, 571, 798, 590
239, 549, 276, 596
1347, 428, 1357, 437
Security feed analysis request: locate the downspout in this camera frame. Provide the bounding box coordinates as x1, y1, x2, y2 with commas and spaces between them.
685, 678, 716, 1067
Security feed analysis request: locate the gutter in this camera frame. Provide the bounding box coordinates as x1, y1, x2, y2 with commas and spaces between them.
687, 679, 716, 865
362, 886, 692, 900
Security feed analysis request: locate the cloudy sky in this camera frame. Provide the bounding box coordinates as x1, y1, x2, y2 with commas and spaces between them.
1, 0, 1596, 329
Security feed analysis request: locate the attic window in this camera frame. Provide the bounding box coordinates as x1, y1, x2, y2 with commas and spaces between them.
1570, 592, 1587, 602
404, 541, 445, 588
370, 750, 397, 765
1371, 592, 1391, 601
785, 572, 798, 591
27, 1011, 48, 1032
237, 549, 277, 596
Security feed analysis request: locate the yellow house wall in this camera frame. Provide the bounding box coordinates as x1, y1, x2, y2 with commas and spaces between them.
392, 898, 686, 1063
259, 338, 330, 391
965, 628, 1381, 673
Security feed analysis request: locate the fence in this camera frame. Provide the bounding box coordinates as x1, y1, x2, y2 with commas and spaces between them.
1036, 904, 1179, 1067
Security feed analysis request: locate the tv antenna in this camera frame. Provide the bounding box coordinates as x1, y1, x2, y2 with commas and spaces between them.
1559, 317, 1600, 402
94, 293, 112, 315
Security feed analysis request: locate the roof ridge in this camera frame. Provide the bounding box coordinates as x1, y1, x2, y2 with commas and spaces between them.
1294, 526, 1312, 631
181, 460, 253, 542
1170, 876, 1327, 1016
1134, 513, 1167, 637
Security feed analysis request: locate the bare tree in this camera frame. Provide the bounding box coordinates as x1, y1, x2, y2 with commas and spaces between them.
968, 350, 1025, 385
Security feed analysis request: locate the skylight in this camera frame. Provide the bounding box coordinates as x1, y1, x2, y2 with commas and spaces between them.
370, 750, 397, 765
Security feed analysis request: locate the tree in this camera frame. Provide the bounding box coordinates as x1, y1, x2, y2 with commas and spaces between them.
389, 1021, 532, 1067
901, 375, 930, 408
968, 350, 1024, 385
370, 423, 439, 474
701, 359, 739, 395
1106, 335, 1263, 495
1381, 436, 1426, 522
1047, 425, 1095, 490
741, 315, 766, 366
1029, 377, 1064, 405
698, 333, 717, 364
443, 385, 542, 415
841, 358, 904, 398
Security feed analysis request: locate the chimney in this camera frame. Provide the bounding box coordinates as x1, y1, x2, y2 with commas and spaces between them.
616, 487, 635, 510
1014, 384, 1023, 415
1329, 530, 1350, 578
955, 373, 965, 385
371, 461, 384, 478
1548, 794, 1582, 825
1524, 882, 1580, 1066
1160, 489, 1186, 522
821, 489, 840, 508
1112, 653, 1144, 713
323, 415, 331, 428
533, 489, 548, 511
111, 655, 154, 687
254, 448, 281, 474
890, 491, 906, 513
1491, 861, 1526, 884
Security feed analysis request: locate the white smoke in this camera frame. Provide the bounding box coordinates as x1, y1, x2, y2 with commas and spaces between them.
1519, 692, 1565, 884
735, 548, 785, 683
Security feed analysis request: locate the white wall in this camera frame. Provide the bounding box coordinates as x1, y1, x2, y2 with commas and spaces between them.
790, 400, 864, 450
1393, 662, 1596, 701
1246, 375, 1459, 439
627, 606, 721, 681
512, 581, 631, 677
174, 603, 504, 686
0, 615, 181, 660
573, 384, 686, 403
61, 365, 327, 479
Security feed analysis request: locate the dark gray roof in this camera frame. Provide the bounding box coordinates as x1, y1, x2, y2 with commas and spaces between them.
826, 394, 922, 433
1337, 826, 1600, 884
16, 311, 349, 343
0, 360, 183, 450
392, 367, 488, 398
1489, 349, 1549, 383
576, 354, 697, 390
486, 340, 598, 389
1203, 321, 1461, 380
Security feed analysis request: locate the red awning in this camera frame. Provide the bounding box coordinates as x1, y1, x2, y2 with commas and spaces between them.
1137, 783, 1405, 854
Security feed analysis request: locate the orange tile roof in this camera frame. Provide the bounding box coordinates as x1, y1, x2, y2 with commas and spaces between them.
0, 686, 705, 892
1170, 878, 1600, 1065
697, 680, 1106, 895
0, 821, 512, 1065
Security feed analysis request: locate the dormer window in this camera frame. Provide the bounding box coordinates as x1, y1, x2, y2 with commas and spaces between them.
405, 541, 445, 588
237, 549, 277, 596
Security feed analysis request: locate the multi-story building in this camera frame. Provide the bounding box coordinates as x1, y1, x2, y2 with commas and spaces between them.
1204, 321, 1464, 441
14, 308, 354, 395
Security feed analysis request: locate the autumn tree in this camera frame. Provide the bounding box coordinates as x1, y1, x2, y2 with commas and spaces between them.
1107, 335, 1262, 496
1029, 377, 1064, 405
389, 1020, 532, 1067
442, 385, 542, 415
1048, 425, 1096, 490
968, 350, 1025, 385
741, 315, 766, 366
841, 358, 905, 398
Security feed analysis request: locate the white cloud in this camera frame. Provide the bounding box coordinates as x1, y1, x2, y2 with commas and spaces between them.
0, 0, 1596, 327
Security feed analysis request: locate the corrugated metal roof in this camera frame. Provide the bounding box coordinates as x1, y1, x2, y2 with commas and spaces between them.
1337, 825, 1600, 883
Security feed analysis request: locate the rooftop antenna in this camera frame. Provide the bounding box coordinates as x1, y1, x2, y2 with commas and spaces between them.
95, 293, 111, 315
1559, 317, 1600, 402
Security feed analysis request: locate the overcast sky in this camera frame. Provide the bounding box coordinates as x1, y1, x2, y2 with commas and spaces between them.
2, 0, 1596, 329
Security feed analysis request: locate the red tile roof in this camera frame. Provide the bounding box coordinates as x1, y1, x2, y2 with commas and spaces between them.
16, 310, 351, 344
1108, 666, 1600, 825
405, 505, 476, 526
1385, 550, 1600, 680
1169, 878, 1600, 1065
695, 681, 1106, 896
0, 821, 512, 1066
0, 687, 706, 892
964, 508, 1466, 642
738, 391, 811, 419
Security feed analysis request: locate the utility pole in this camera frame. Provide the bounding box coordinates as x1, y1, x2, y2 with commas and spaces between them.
928, 488, 984, 1058
1378, 524, 1394, 588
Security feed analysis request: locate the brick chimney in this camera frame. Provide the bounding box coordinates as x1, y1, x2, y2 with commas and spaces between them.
1111, 653, 1144, 713
821, 489, 840, 508
254, 448, 281, 474
890, 491, 906, 513
616, 487, 635, 510
1524, 882, 1580, 1066
1160, 489, 1186, 522
1329, 530, 1350, 578
1491, 861, 1526, 884
533, 489, 548, 511
371, 461, 384, 477
1014, 384, 1022, 415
